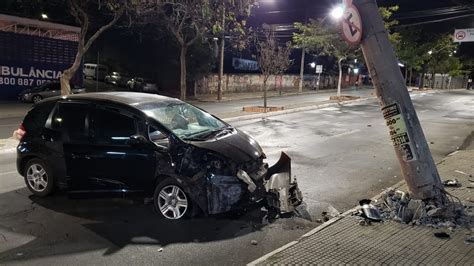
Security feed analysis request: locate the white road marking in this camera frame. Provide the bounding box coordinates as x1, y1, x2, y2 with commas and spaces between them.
0, 170, 17, 176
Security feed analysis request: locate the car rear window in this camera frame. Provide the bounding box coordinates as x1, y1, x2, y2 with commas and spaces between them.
23, 102, 55, 133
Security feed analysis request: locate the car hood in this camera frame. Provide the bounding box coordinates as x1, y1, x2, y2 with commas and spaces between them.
190, 129, 264, 164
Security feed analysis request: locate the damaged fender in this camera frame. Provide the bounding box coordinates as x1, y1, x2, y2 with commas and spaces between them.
264, 152, 303, 213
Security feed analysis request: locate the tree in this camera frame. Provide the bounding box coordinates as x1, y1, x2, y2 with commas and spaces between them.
60, 0, 127, 96
135, 1, 212, 100
256, 31, 292, 112
211, 0, 257, 100
424, 34, 458, 88
293, 19, 355, 97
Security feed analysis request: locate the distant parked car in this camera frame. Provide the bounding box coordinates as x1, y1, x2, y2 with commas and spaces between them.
18, 82, 85, 103
83, 63, 108, 80
127, 77, 158, 93
105, 72, 130, 87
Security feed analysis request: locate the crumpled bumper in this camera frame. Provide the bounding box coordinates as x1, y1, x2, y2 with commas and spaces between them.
205, 152, 303, 215
264, 152, 303, 213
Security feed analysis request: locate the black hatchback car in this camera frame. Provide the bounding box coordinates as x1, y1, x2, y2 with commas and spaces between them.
17, 92, 302, 220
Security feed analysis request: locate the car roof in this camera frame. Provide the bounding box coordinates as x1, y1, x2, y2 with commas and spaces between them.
41, 92, 181, 107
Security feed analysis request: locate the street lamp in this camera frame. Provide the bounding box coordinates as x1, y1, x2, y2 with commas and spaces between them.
428, 50, 433, 55
309, 62, 316, 68
41, 13, 48, 19
353, 68, 359, 74
330, 5, 344, 20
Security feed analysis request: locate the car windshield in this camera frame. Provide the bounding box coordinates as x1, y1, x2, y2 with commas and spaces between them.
139, 101, 228, 141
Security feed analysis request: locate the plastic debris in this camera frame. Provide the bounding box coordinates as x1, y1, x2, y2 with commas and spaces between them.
443, 179, 460, 187
359, 199, 382, 222
465, 234, 474, 244
251, 240, 258, 245
158, 248, 163, 252
434, 232, 450, 239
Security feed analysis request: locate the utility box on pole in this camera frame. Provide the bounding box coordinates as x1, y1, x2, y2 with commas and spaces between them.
352, 0, 445, 200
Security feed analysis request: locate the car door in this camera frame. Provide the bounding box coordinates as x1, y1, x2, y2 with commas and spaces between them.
51, 101, 96, 190
87, 105, 157, 193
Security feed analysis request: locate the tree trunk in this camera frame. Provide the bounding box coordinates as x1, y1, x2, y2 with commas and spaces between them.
60, 50, 83, 95
337, 58, 343, 97
440, 74, 445, 90
431, 71, 436, 89
419, 72, 425, 89
404, 67, 408, 85
180, 45, 187, 100
217, 7, 225, 101
263, 78, 268, 112
409, 68, 413, 87
298, 48, 305, 93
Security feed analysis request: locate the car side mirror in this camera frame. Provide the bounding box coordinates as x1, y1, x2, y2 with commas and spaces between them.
129, 134, 148, 146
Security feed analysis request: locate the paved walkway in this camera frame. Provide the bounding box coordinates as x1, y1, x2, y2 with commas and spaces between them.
249, 149, 474, 265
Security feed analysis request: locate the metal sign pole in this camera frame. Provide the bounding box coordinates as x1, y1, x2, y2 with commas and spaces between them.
353, 0, 445, 200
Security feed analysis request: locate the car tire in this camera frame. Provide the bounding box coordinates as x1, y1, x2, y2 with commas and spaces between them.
153, 178, 192, 220
23, 158, 54, 197
32, 95, 42, 103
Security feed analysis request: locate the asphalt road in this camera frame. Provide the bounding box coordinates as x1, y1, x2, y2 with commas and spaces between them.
0, 90, 473, 265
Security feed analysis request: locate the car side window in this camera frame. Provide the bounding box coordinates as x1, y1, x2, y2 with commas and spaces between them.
23, 102, 55, 133
52, 102, 89, 141
92, 108, 137, 145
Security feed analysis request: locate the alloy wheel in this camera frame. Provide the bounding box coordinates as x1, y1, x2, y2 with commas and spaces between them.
26, 163, 48, 192
157, 185, 188, 219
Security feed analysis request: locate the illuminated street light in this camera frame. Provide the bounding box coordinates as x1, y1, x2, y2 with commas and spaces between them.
428, 50, 433, 55
353, 68, 359, 74
309, 62, 316, 68
41, 13, 48, 19
330, 5, 344, 20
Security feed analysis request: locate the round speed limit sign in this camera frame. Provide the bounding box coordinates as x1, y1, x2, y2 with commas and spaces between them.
342, 5, 363, 47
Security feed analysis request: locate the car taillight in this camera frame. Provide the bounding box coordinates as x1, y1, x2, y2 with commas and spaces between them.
17, 123, 26, 141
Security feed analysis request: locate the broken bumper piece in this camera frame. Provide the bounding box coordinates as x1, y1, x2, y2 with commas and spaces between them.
264, 152, 303, 213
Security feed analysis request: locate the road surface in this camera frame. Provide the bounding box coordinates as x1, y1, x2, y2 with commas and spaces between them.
0, 90, 473, 265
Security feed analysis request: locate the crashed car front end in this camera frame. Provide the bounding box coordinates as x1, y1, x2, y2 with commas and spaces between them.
173, 141, 303, 216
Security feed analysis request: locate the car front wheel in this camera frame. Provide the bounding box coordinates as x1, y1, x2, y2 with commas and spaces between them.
153, 179, 191, 220
24, 158, 54, 197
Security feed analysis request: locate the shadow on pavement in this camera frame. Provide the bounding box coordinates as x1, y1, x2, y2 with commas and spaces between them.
0, 188, 266, 263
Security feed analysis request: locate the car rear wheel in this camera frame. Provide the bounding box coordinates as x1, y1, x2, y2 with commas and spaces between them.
153, 179, 191, 220
32, 95, 42, 103
24, 158, 54, 197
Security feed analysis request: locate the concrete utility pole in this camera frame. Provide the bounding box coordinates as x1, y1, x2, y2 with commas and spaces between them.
354, 0, 444, 200
217, 7, 225, 101
299, 48, 305, 93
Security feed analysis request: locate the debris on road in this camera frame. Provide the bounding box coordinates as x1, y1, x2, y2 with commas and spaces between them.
434, 232, 450, 239
465, 234, 474, 244
251, 240, 258, 245
454, 170, 469, 176
443, 179, 461, 187
158, 248, 163, 252
372, 189, 471, 231
359, 199, 382, 222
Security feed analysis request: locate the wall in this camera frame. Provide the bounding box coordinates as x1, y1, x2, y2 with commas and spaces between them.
423, 74, 468, 89
195, 73, 348, 95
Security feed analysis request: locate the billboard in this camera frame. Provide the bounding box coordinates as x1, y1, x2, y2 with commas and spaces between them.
0, 31, 82, 100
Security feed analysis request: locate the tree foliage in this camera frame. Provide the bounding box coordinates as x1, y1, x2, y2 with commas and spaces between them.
256, 30, 292, 110
61, 0, 127, 95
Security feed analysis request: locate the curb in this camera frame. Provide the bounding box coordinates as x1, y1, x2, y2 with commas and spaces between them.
224, 97, 376, 123
248, 180, 407, 266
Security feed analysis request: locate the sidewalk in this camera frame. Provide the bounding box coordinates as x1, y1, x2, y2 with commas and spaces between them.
249, 149, 474, 265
